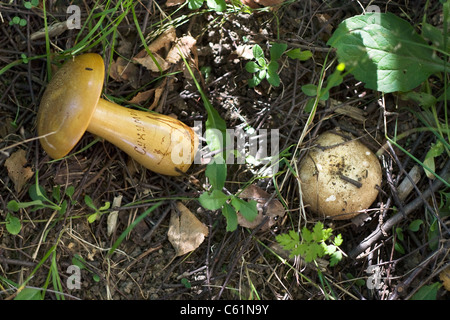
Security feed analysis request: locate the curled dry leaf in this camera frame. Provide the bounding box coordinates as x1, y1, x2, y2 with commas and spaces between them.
133, 28, 196, 73
237, 184, 285, 231
168, 202, 208, 256
4, 149, 34, 193
166, 35, 197, 64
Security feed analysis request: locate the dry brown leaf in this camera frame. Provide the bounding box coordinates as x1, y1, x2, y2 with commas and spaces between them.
166, 35, 197, 64
133, 28, 177, 72
147, 27, 176, 53
168, 202, 208, 256
133, 51, 170, 72
237, 184, 285, 231
109, 57, 139, 88
4, 149, 34, 193
133, 29, 196, 73
128, 88, 156, 105
440, 266, 450, 291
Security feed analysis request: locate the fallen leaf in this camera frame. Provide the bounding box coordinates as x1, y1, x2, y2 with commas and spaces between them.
4, 149, 34, 193
133, 51, 170, 72
128, 88, 156, 105
440, 266, 450, 291
168, 202, 208, 256
133, 29, 197, 73
133, 27, 177, 72
147, 27, 177, 53
166, 35, 197, 64
237, 184, 285, 231
109, 57, 139, 88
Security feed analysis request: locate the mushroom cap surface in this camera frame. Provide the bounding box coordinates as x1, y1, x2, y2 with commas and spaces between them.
299, 131, 382, 220
37, 53, 105, 159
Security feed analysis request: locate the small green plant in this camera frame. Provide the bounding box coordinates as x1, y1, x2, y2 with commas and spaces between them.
198, 159, 258, 231
9, 0, 39, 27
178, 45, 259, 232
301, 62, 345, 112
84, 195, 111, 223
276, 222, 344, 267
5, 175, 73, 235
9, 16, 27, 27
188, 0, 226, 12
246, 43, 312, 88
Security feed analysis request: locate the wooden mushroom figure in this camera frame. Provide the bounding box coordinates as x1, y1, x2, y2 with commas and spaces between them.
37, 53, 198, 176
298, 130, 382, 220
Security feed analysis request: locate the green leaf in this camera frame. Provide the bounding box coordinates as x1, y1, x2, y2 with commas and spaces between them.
222, 203, 238, 232
421, 22, 450, 52
286, 48, 313, 61
181, 278, 192, 289
248, 75, 262, 88
245, 61, 260, 73
5, 213, 22, 235
65, 186, 75, 198
204, 100, 227, 155
84, 195, 97, 210
301, 84, 319, 97
206, 0, 226, 11
7, 200, 20, 212
231, 197, 258, 222
188, 0, 204, 10
334, 233, 343, 246
252, 44, 264, 60
14, 287, 43, 300
87, 213, 98, 223
396, 227, 404, 241
301, 226, 313, 243
205, 160, 227, 191
276, 230, 300, 252
400, 91, 437, 107
327, 12, 448, 93
258, 69, 267, 80
409, 219, 423, 232
199, 189, 230, 211
394, 242, 405, 254
423, 140, 444, 179
72, 254, 87, 270
267, 61, 280, 87
29, 183, 48, 202
411, 282, 441, 300
329, 251, 342, 267
270, 43, 287, 61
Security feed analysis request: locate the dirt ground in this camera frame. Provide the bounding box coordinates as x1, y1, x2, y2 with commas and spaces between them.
0, 0, 449, 300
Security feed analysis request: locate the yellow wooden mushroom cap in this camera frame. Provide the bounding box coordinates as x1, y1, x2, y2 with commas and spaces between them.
299, 131, 382, 220
37, 53, 105, 159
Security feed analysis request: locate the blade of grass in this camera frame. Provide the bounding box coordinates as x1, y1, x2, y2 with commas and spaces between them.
107, 201, 163, 257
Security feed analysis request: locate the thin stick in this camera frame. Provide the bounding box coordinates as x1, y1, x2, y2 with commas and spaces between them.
349, 160, 450, 259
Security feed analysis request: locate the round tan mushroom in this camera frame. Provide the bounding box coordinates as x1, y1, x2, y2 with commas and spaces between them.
298, 130, 382, 220
37, 53, 198, 176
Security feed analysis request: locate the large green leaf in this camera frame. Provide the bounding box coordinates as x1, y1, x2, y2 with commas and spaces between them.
327, 12, 448, 93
